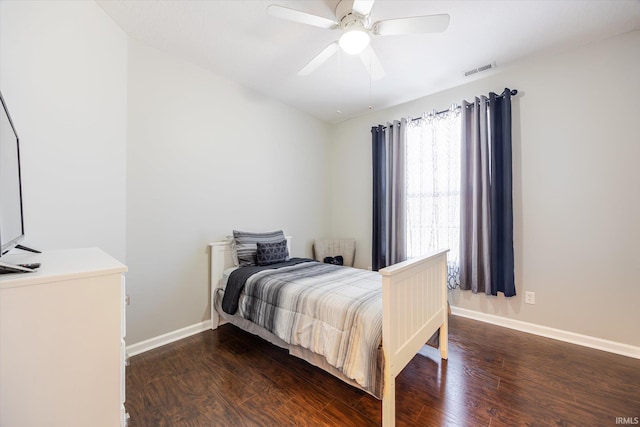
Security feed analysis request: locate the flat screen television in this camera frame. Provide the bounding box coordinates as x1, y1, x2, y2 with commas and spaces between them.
0, 90, 39, 273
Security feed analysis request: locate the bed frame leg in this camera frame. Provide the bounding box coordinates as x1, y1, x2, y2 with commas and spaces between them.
382, 375, 395, 427
439, 316, 448, 360
211, 305, 219, 330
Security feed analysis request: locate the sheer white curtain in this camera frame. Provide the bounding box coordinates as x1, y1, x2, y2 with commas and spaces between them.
406, 110, 461, 289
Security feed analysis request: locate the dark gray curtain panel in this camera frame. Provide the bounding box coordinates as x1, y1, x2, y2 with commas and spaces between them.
371, 120, 407, 271
460, 89, 515, 297
372, 125, 387, 271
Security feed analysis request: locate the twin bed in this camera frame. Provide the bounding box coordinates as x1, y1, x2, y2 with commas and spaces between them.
209, 234, 448, 427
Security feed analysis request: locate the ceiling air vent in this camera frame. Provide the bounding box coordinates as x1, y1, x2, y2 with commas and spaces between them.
464, 62, 496, 77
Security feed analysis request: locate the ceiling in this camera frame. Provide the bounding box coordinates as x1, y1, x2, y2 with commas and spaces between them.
97, 0, 640, 124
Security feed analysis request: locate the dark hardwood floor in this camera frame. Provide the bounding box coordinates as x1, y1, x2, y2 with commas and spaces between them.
126, 315, 640, 426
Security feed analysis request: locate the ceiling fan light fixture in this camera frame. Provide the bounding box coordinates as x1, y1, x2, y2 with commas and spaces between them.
338, 28, 370, 55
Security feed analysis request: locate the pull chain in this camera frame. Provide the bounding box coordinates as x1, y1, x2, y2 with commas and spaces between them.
336, 51, 342, 115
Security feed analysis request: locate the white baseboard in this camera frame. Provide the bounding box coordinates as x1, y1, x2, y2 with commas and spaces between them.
126, 320, 212, 356
451, 307, 640, 360
126, 309, 640, 360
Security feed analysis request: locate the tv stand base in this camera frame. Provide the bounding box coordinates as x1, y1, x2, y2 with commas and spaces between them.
15, 244, 41, 254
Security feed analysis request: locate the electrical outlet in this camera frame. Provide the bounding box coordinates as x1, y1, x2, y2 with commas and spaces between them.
525, 291, 535, 305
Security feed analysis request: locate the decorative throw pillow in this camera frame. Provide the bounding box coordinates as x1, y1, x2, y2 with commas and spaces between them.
256, 240, 289, 266
232, 230, 286, 267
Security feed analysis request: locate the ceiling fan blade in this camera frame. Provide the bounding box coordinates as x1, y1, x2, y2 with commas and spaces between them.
352, 0, 375, 16
373, 14, 450, 36
267, 4, 337, 29
298, 42, 340, 76
359, 45, 385, 81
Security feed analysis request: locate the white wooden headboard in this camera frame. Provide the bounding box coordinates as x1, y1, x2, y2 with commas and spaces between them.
208, 236, 292, 328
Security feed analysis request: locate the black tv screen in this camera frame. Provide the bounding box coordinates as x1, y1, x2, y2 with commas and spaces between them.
0, 90, 26, 256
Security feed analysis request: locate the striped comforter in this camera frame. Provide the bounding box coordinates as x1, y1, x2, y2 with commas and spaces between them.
222, 258, 383, 396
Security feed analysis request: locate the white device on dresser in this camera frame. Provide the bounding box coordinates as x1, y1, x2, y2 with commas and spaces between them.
0, 248, 128, 427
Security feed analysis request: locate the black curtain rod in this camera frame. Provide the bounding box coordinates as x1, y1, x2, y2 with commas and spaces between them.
410, 88, 518, 122
372, 87, 518, 131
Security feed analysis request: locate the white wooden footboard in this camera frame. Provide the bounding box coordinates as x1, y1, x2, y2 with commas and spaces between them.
380, 249, 449, 427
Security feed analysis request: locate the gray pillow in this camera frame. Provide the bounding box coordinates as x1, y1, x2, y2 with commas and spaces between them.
232, 230, 286, 267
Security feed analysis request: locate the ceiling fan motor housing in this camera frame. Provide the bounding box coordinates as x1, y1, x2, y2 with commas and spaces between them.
336, 0, 370, 30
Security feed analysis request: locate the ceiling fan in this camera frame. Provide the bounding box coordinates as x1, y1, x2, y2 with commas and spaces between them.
267, 0, 450, 80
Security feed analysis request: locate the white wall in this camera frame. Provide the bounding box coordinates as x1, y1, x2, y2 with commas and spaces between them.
0, 1, 127, 262
126, 39, 331, 344
329, 30, 640, 347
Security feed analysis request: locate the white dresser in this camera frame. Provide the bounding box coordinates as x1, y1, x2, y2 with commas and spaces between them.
0, 248, 128, 427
